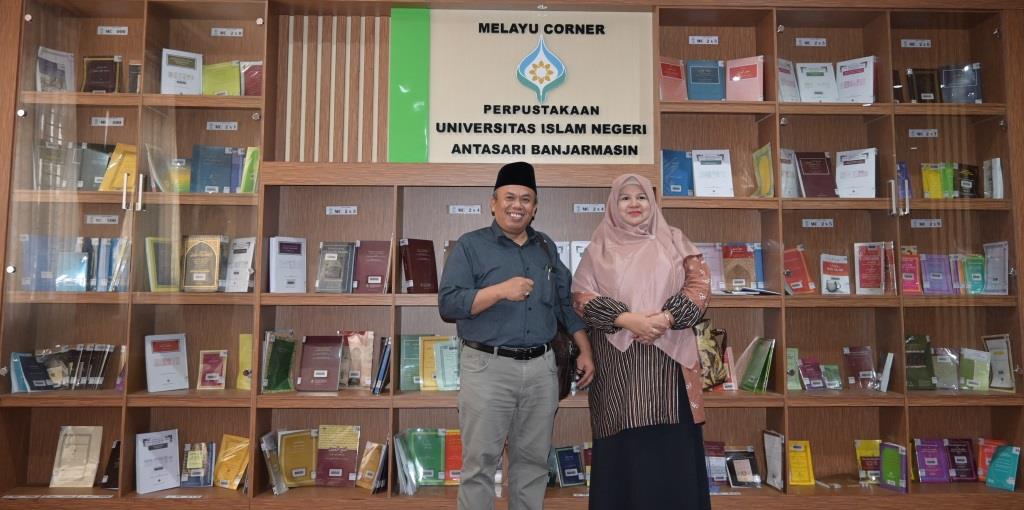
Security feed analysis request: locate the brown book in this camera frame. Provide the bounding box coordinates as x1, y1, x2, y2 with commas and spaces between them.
82, 56, 121, 93
316, 425, 360, 487
400, 238, 438, 294
352, 240, 391, 294
907, 68, 940, 103
182, 235, 228, 292
795, 152, 836, 198
842, 345, 877, 389
721, 244, 756, 292
295, 335, 343, 391
241, 61, 263, 97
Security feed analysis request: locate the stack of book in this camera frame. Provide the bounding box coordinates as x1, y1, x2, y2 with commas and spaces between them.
270, 237, 395, 294
658, 55, 765, 102
774, 148, 880, 199
142, 145, 261, 194
399, 335, 461, 392
260, 426, 386, 494
778, 56, 878, 103
36, 45, 142, 93
904, 334, 1016, 392
18, 235, 130, 293
785, 345, 896, 393
695, 242, 770, 295
918, 158, 1003, 200
895, 63, 983, 104
661, 144, 776, 198
260, 330, 391, 395
394, 428, 462, 494
161, 48, 263, 96
784, 242, 900, 296
911, 437, 1019, 491
900, 242, 1009, 296
10, 344, 118, 393
134, 430, 250, 494
144, 235, 256, 293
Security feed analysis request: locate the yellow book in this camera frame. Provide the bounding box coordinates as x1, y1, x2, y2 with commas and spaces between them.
213, 434, 250, 490
752, 143, 775, 198
419, 335, 448, 391
356, 441, 384, 490
788, 440, 815, 486
855, 439, 882, 484
279, 429, 317, 487
236, 333, 252, 390
921, 163, 944, 199
97, 143, 137, 192
203, 61, 241, 96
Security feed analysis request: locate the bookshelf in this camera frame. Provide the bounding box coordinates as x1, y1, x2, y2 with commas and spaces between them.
0, 1, 1022, 509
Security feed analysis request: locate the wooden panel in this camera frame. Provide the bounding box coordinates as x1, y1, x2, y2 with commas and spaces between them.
704, 407, 773, 476
551, 408, 591, 446
25, 407, 122, 486
1002, 9, 1024, 379
909, 406, 997, 439
397, 408, 459, 431
266, 305, 392, 344
786, 407, 894, 479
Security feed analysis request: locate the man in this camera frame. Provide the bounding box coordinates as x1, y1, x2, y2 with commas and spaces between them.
439, 161, 595, 510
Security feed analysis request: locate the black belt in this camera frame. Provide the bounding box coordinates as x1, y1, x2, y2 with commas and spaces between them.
463, 340, 550, 360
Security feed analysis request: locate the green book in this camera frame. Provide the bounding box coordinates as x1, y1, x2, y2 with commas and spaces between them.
740, 338, 775, 393
399, 335, 422, 392
240, 146, 260, 193
786, 347, 802, 391
404, 428, 446, 486
821, 364, 843, 390
959, 348, 991, 391
964, 254, 985, 295
905, 335, 936, 390
985, 445, 1020, 491
264, 332, 296, 393
941, 162, 957, 198
880, 442, 907, 493
202, 61, 241, 96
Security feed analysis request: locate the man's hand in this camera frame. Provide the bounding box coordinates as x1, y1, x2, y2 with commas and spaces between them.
575, 350, 595, 389
502, 277, 534, 301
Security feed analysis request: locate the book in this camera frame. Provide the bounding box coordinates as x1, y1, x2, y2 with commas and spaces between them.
985, 445, 1020, 491
785, 347, 802, 391
739, 337, 775, 392
880, 442, 908, 493
823, 364, 843, 389
787, 440, 815, 486
135, 429, 180, 494
100, 440, 121, 489
907, 68, 939, 103
820, 253, 851, 295
260, 431, 289, 495
982, 241, 1009, 295
202, 60, 241, 96
940, 63, 982, 103
725, 446, 761, 488
213, 434, 250, 490
345, 330, 375, 387
279, 429, 318, 488
145, 237, 180, 292
914, 438, 950, 483
797, 356, 825, 390
685, 60, 725, 100
978, 438, 1008, 481
444, 430, 462, 486
660, 149, 693, 197
920, 163, 944, 199
127, 60, 142, 93
855, 439, 882, 484
161, 48, 202, 95
920, 253, 953, 295
722, 243, 756, 292
225, 237, 256, 293
400, 335, 423, 391
315, 241, 357, 293
897, 160, 911, 199
658, 56, 686, 101
694, 243, 725, 294
50, 426, 103, 488
843, 346, 877, 389
963, 254, 985, 295
932, 347, 960, 390
751, 143, 774, 197
240, 61, 264, 96
400, 238, 439, 293
704, 441, 729, 488
316, 424, 360, 487
836, 56, 877, 103
777, 58, 801, 102
296, 335, 344, 391
240, 146, 260, 193
691, 149, 734, 197
905, 335, 937, 390
725, 55, 764, 101
944, 438, 977, 482
37, 46, 75, 91
982, 158, 1004, 199
419, 335, 452, 392
984, 334, 1015, 391
81, 56, 122, 93
854, 242, 885, 295
237, 333, 253, 390
956, 164, 979, 198
263, 330, 297, 392
900, 246, 923, 295
782, 246, 815, 294
182, 235, 228, 292
196, 349, 227, 390
795, 152, 835, 198
762, 430, 785, 491
357, 441, 387, 491
893, 69, 906, 102
352, 240, 391, 293
372, 337, 392, 394
269, 236, 307, 293
433, 337, 460, 391
877, 351, 895, 392
191, 145, 234, 193
144, 333, 188, 393
796, 63, 839, 102
570, 241, 590, 275
779, 148, 801, 198
78, 143, 115, 191
958, 348, 991, 391
555, 446, 586, 487
940, 162, 957, 197
97, 143, 138, 192
180, 442, 216, 487
404, 428, 446, 486
835, 147, 877, 198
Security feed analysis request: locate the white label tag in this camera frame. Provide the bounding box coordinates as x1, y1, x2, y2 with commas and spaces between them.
796, 37, 827, 47
688, 35, 719, 45
909, 129, 939, 138
448, 204, 482, 215
211, 27, 244, 37
326, 206, 358, 216
91, 117, 124, 127
206, 121, 238, 131
901, 39, 932, 48
911, 219, 942, 229
573, 203, 606, 214
801, 218, 834, 228
97, 26, 129, 36
86, 215, 119, 225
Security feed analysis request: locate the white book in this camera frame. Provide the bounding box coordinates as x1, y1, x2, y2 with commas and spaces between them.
777, 58, 801, 102
959, 348, 991, 390
983, 158, 1004, 199
836, 56, 877, 103
835, 147, 878, 198
820, 253, 851, 295
36, 46, 75, 92
779, 148, 801, 198
984, 334, 1015, 391
691, 149, 734, 197
224, 237, 256, 293
269, 236, 307, 293
695, 242, 726, 294
877, 352, 894, 392
144, 333, 188, 393
161, 48, 203, 95
762, 430, 785, 492
136, 429, 181, 494
555, 241, 571, 270
796, 63, 839, 102
982, 241, 1009, 295
50, 426, 103, 488
570, 241, 590, 275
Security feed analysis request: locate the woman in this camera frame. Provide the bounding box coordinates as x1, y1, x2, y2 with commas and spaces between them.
572, 174, 711, 509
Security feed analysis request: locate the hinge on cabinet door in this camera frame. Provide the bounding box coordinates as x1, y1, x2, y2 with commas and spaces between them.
23, 14, 32, 23
15, 109, 25, 118
777, 24, 784, 33
993, 27, 1001, 39
0, 367, 7, 377
999, 118, 1007, 131
257, 17, 264, 25
779, 117, 788, 126
5, 265, 15, 274
252, 112, 262, 121
1009, 267, 1017, 278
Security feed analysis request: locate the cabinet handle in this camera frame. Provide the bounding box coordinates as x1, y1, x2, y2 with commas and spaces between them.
888, 179, 897, 216
901, 179, 911, 216
135, 174, 145, 211
121, 174, 129, 210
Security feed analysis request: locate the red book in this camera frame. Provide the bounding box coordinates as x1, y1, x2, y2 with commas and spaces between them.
241, 61, 263, 96
659, 56, 687, 101
900, 247, 923, 295
197, 350, 226, 390
977, 438, 1007, 481
399, 238, 438, 294
295, 335, 343, 391
352, 240, 392, 294
783, 247, 816, 294
842, 346, 876, 389
854, 242, 884, 295
795, 152, 836, 198
444, 430, 462, 486
725, 56, 764, 101
721, 244, 756, 292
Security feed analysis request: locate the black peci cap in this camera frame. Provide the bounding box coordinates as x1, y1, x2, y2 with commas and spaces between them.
494, 161, 537, 193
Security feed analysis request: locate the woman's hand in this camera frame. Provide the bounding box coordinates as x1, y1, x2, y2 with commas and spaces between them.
575, 350, 595, 389
616, 312, 667, 344
572, 291, 599, 317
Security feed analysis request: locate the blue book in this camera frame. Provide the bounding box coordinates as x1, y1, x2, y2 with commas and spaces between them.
10, 353, 28, 393
55, 251, 89, 292
897, 161, 911, 199
35, 235, 55, 292
985, 445, 1020, 491
921, 254, 954, 295
555, 446, 585, 487
752, 242, 765, 290
661, 149, 694, 197
190, 145, 234, 193
940, 63, 982, 104
180, 442, 217, 487
229, 148, 244, 193
685, 60, 725, 100
17, 353, 55, 391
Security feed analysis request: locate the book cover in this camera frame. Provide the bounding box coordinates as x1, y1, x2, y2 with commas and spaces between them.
900, 246, 923, 295
190, 145, 234, 193
78, 143, 115, 191
145, 237, 180, 292
855, 439, 882, 484
779, 148, 801, 198
658, 56, 687, 101
316, 424, 361, 487
722, 243, 756, 292
237, 333, 252, 390
345, 331, 375, 388
356, 440, 385, 491
836, 55, 877, 103
820, 253, 851, 295
240, 61, 264, 96
405, 428, 446, 486
127, 60, 141, 93
695, 243, 725, 294
777, 58, 801, 102
444, 430, 462, 486
982, 158, 1004, 199
877, 351, 895, 392
983, 241, 1009, 295
843, 346, 877, 389
785, 347, 802, 391
660, 149, 693, 197
269, 236, 307, 293
752, 143, 774, 197
740, 338, 775, 392
914, 438, 950, 483
279, 429, 318, 488
296, 335, 344, 391
50, 426, 103, 488
795, 152, 835, 198
783, 246, 815, 294
907, 68, 940, 103
798, 356, 825, 390
821, 364, 842, 389
400, 335, 422, 391
240, 146, 261, 193
202, 60, 241, 96
263, 331, 297, 392
897, 160, 911, 199
213, 434, 250, 490
144, 333, 188, 393
81, 56, 121, 93
985, 445, 1020, 491
880, 442, 907, 493
691, 149, 734, 197
796, 63, 839, 102
353, 240, 391, 293
182, 235, 228, 292
725, 55, 764, 101
978, 438, 1009, 482
685, 60, 725, 100
920, 163, 944, 198
419, 335, 451, 392
725, 446, 762, 488
854, 242, 884, 295
905, 335, 937, 390
400, 239, 439, 294
958, 348, 991, 391
225, 237, 256, 293
260, 431, 289, 495
100, 439, 121, 489
939, 63, 982, 104
835, 147, 877, 198
97, 143, 138, 192
136, 429, 180, 494
963, 254, 985, 295
196, 349, 227, 390
932, 347, 960, 390
161, 48, 202, 95
37, 46, 75, 92
180, 442, 216, 487
762, 430, 785, 491
944, 438, 976, 482
555, 446, 586, 487
956, 164, 979, 198
704, 441, 729, 487
893, 69, 906, 102
787, 440, 815, 486
315, 241, 357, 293
984, 334, 1015, 391
920, 254, 953, 295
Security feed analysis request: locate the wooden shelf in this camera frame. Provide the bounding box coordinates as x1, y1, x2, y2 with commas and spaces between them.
660, 197, 779, 209
906, 390, 1024, 407
704, 391, 785, 408
709, 295, 782, 308
142, 192, 258, 206
20, 91, 140, 106
392, 391, 459, 409
132, 292, 256, 305
660, 101, 776, 114
779, 103, 891, 115
4, 292, 130, 304
141, 94, 262, 109
786, 389, 905, 407
901, 296, 1017, 307
782, 198, 891, 210
786, 479, 904, 497
127, 389, 252, 408
253, 487, 384, 509
0, 390, 123, 408
908, 482, 1024, 496
0, 487, 120, 509
908, 199, 1011, 211
784, 295, 900, 308
395, 294, 439, 306
125, 487, 248, 509
894, 103, 1006, 116
260, 293, 393, 306
256, 389, 390, 409
12, 190, 123, 204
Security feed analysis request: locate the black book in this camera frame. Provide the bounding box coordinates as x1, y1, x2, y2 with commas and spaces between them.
78, 144, 115, 191
100, 440, 121, 489
892, 69, 906, 103
907, 68, 940, 103
957, 164, 979, 198
18, 353, 55, 391
81, 56, 121, 93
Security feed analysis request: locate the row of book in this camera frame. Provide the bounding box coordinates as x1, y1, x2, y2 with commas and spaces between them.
146, 144, 261, 194
262, 426, 387, 494
906, 334, 1016, 391
145, 236, 255, 293
694, 242, 769, 295
37, 47, 141, 94
658, 56, 766, 102
394, 428, 463, 494
259, 330, 391, 394
399, 335, 461, 392
140, 333, 237, 393
920, 160, 1005, 199
10, 344, 120, 393
18, 235, 130, 292
786, 345, 896, 392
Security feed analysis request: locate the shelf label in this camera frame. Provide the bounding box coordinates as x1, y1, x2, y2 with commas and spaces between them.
901, 39, 932, 48
801, 218, 834, 228
909, 129, 939, 138
212, 27, 244, 37
90, 116, 124, 127
448, 204, 481, 215
206, 121, 238, 131
573, 203, 606, 214
688, 35, 719, 45
911, 218, 942, 229
796, 37, 827, 47
326, 205, 358, 216
97, 26, 128, 36
86, 215, 119, 225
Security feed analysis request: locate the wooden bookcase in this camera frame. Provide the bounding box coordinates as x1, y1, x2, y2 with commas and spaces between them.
0, 1, 1023, 509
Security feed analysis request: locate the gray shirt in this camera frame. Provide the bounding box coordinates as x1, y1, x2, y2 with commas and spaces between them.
438, 221, 586, 346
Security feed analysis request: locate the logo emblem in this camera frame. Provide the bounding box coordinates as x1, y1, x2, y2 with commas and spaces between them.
517, 37, 566, 103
